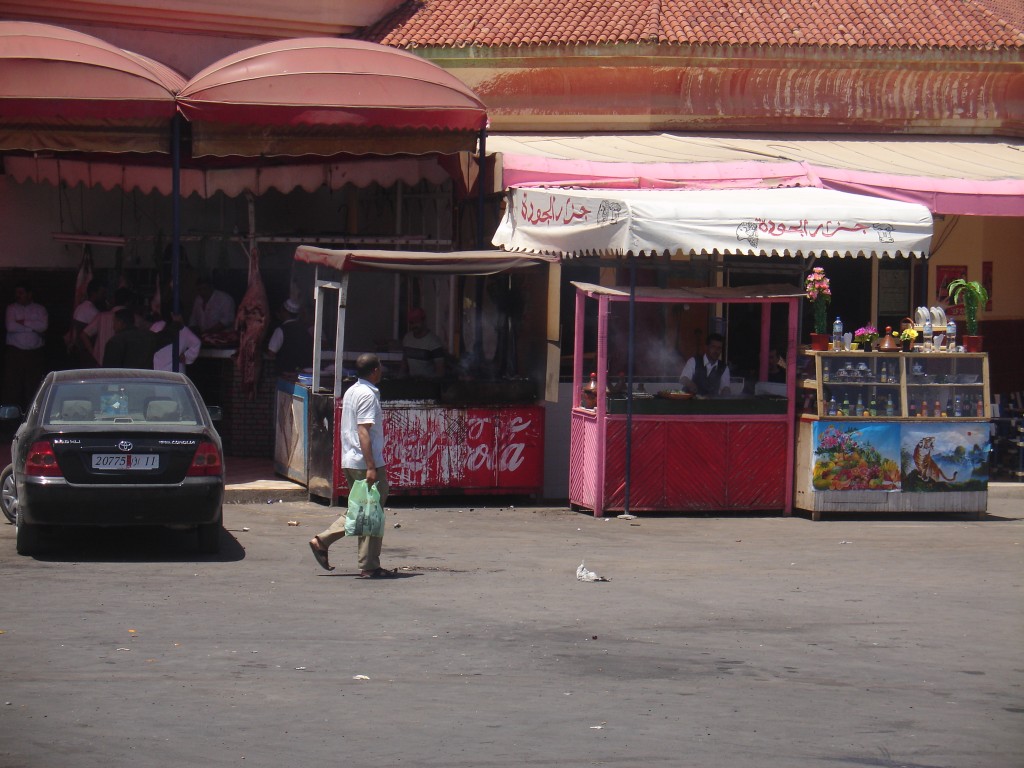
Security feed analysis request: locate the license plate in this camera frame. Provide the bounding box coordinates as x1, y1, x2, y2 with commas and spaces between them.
92, 453, 160, 470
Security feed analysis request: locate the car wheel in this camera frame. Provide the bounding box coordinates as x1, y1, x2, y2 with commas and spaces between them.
15, 508, 40, 556
197, 517, 221, 555
0, 465, 17, 525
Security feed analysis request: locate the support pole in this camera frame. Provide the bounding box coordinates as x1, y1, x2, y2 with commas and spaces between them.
171, 113, 181, 373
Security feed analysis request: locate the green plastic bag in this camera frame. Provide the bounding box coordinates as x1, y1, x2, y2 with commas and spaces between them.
344, 479, 385, 537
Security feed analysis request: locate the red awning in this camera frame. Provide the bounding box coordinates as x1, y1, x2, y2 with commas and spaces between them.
0, 21, 184, 153
177, 38, 489, 158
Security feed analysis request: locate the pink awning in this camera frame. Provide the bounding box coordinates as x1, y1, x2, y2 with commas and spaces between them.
0, 21, 184, 153
177, 38, 488, 158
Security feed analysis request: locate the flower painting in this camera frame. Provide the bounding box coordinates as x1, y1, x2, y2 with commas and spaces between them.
812, 422, 901, 491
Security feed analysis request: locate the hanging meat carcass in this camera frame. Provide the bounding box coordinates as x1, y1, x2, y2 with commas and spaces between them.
234, 244, 269, 400
63, 245, 94, 352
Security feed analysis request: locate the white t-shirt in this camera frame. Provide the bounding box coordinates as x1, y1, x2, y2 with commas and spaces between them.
73, 300, 100, 327
189, 289, 235, 333
340, 378, 385, 470
150, 320, 202, 372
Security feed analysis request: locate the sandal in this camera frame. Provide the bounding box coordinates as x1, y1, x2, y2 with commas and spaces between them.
357, 567, 396, 579
309, 537, 334, 572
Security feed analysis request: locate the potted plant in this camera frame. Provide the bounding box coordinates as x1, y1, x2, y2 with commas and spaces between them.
805, 266, 831, 350
946, 278, 989, 352
899, 326, 918, 352
854, 324, 878, 351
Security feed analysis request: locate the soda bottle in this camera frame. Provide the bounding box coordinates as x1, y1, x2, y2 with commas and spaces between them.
855, 393, 864, 417
869, 395, 877, 417
976, 396, 984, 417
954, 395, 962, 417
842, 394, 850, 416
935, 400, 943, 417
832, 317, 844, 351
582, 373, 598, 408
828, 394, 837, 417
920, 399, 928, 417
823, 361, 830, 382
886, 394, 895, 417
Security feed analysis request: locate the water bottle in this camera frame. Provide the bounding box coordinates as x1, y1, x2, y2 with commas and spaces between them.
886, 394, 895, 416
922, 316, 933, 351
946, 319, 956, 352
832, 316, 843, 351
828, 394, 837, 416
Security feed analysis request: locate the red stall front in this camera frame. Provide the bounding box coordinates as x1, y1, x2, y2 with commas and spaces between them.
284, 247, 555, 502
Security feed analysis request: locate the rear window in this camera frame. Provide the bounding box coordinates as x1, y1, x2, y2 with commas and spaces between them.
45, 381, 201, 426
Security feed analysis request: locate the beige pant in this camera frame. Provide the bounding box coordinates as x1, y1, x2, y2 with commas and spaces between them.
316, 468, 389, 572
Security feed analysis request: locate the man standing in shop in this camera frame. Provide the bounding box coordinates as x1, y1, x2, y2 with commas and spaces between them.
401, 306, 446, 379
679, 332, 732, 396
3, 283, 48, 411
189, 278, 236, 335
308, 353, 393, 579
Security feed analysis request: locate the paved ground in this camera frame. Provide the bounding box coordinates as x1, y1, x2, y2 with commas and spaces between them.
1, 496, 1022, 768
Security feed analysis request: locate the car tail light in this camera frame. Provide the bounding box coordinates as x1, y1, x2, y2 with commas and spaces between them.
187, 441, 222, 477
26, 440, 62, 477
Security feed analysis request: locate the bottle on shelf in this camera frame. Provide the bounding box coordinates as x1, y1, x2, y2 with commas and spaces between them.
855, 393, 865, 417
976, 396, 984, 417
828, 394, 837, 417
832, 316, 843, 351
919, 399, 928, 417
842, 394, 851, 416
581, 372, 598, 408
869, 395, 878, 417
946, 319, 957, 352
935, 399, 943, 418
885, 394, 895, 417
823, 361, 830, 382
953, 395, 962, 417
922, 315, 933, 352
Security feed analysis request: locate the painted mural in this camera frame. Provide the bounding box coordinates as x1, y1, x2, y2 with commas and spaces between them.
812, 422, 901, 491
900, 423, 989, 492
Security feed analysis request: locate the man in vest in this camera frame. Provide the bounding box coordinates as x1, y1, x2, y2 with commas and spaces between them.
267, 298, 314, 375
679, 332, 732, 396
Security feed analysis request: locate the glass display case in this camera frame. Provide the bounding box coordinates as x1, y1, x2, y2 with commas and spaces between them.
795, 351, 991, 520
800, 351, 990, 420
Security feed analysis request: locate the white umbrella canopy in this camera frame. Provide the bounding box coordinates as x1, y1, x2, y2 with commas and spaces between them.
493, 186, 933, 259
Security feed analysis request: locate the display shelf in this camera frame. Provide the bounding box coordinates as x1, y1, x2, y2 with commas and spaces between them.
800, 350, 990, 420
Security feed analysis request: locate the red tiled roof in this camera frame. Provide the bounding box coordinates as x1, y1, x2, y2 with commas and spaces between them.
357, 0, 1024, 50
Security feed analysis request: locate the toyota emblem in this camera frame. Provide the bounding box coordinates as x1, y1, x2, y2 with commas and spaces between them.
117, 441, 133, 452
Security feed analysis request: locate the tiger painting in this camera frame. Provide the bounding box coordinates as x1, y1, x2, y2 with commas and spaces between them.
913, 436, 958, 483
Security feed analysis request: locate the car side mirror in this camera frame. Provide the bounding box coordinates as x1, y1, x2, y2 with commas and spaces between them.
206, 405, 223, 422
0, 405, 23, 421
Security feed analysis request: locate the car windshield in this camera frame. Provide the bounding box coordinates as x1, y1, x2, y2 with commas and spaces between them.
44, 380, 201, 426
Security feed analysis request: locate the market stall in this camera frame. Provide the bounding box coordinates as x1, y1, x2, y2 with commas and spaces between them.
493, 184, 935, 516
569, 282, 801, 515
795, 349, 991, 519
278, 247, 556, 503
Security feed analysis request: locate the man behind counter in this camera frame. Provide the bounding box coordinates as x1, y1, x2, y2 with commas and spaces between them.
401, 307, 445, 379
679, 332, 732, 396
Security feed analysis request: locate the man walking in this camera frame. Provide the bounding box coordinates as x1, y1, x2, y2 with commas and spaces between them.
308, 353, 393, 579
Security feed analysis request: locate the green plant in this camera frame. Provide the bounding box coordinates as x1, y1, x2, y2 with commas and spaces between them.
946, 278, 989, 335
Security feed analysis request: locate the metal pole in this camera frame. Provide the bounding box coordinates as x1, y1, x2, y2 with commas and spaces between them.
171, 113, 181, 373
476, 127, 487, 249
623, 259, 637, 517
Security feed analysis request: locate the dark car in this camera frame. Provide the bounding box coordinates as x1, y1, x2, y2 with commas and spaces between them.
7, 369, 224, 556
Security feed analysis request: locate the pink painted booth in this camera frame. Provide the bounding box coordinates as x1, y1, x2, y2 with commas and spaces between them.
569, 282, 802, 516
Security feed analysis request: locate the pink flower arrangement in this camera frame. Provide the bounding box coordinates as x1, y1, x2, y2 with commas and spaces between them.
854, 325, 878, 344
805, 266, 832, 334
